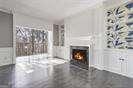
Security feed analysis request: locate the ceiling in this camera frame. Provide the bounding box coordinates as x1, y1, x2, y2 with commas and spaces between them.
0, 0, 105, 22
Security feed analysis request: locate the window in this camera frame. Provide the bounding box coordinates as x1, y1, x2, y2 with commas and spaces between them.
16, 26, 48, 56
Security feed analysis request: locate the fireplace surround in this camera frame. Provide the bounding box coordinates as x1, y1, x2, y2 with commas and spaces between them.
70, 46, 89, 70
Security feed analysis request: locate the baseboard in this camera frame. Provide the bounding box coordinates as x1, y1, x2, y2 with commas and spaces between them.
90, 64, 104, 70
103, 66, 133, 78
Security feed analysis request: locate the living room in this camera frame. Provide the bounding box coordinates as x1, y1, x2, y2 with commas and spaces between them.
0, 0, 133, 88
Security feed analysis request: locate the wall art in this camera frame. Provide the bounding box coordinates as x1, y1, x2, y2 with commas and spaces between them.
106, 1, 133, 49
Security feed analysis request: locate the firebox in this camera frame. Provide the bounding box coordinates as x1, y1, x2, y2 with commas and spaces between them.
70, 46, 89, 70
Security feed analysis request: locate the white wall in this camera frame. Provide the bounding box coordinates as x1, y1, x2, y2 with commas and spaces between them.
63, 0, 133, 78
0, 48, 13, 66
64, 3, 105, 69
103, 0, 131, 8
0, 8, 54, 66
13, 12, 53, 63
53, 12, 95, 59
52, 21, 67, 59
14, 13, 53, 31
64, 10, 93, 60
102, 0, 133, 78
0, 2, 54, 65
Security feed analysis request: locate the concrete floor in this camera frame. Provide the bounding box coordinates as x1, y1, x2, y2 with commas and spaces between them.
0, 57, 133, 88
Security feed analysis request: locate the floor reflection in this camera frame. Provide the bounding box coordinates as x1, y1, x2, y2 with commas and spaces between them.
0, 57, 133, 88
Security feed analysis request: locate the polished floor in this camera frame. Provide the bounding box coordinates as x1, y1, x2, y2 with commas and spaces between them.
0, 58, 133, 88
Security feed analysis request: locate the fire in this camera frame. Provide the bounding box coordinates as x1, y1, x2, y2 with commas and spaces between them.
74, 52, 83, 60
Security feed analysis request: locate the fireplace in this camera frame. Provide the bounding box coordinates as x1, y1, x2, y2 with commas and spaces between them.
70, 46, 89, 70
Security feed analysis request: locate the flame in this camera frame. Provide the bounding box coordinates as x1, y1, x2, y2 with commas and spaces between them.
74, 52, 83, 60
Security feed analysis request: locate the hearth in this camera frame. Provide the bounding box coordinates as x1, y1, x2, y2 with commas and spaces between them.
70, 46, 89, 70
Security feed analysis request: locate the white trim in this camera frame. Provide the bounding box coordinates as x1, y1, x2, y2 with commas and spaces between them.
13, 13, 16, 64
